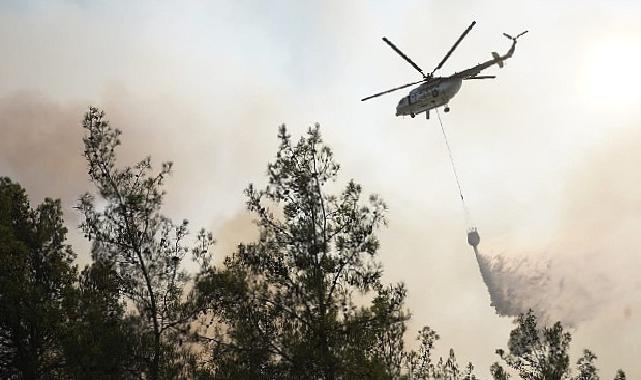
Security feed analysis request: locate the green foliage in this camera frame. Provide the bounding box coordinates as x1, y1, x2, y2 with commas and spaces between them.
197, 124, 407, 379
492, 312, 625, 380
613, 369, 626, 380
404, 326, 440, 378
461, 362, 479, 380
0, 177, 77, 379
491, 361, 511, 380
494, 310, 571, 380
61, 261, 140, 379
0, 109, 631, 380
77, 107, 214, 379
402, 326, 479, 380
574, 350, 599, 380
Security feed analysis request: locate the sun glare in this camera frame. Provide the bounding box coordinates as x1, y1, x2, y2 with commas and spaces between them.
578, 37, 641, 112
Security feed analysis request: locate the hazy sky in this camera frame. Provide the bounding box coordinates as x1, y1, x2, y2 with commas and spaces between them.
2, 0, 641, 377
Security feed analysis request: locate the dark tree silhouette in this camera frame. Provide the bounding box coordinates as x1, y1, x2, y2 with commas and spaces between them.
0, 109, 631, 380
196, 125, 408, 379
492, 311, 626, 380
490, 361, 511, 380
613, 369, 626, 380
401, 325, 478, 380
493, 311, 571, 380
574, 349, 599, 380
77, 107, 214, 379
0, 177, 77, 379
61, 261, 139, 379
404, 326, 440, 379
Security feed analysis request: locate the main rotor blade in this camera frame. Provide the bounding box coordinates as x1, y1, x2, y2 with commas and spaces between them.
463, 75, 495, 80
431, 21, 476, 76
382, 37, 426, 78
361, 79, 427, 101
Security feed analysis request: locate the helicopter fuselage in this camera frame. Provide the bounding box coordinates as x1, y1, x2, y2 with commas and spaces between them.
395, 78, 462, 118
362, 23, 526, 116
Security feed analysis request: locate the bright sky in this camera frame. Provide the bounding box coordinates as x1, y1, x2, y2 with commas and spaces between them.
1, 0, 641, 377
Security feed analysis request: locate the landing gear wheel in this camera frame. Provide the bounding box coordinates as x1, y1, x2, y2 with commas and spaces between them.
410, 113, 415, 118
444, 106, 450, 113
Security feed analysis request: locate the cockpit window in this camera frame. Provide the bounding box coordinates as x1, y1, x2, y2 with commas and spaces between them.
398, 97, 409, 106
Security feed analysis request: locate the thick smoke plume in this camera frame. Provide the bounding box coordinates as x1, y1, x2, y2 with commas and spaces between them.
470, 125, 641, 327
0, 93, 87, 210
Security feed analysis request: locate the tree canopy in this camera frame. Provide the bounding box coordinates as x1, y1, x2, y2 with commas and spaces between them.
77, 107, 213, 379
195, 124, 408, 379
0, 177, 77, 379
0, 108, 630, 380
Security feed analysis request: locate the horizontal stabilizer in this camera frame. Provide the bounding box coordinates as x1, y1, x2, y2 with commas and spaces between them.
492, 52, 504, 68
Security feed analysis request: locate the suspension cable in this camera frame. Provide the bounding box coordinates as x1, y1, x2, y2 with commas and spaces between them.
435, 108, 472, 228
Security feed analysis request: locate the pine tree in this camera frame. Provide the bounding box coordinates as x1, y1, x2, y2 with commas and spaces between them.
495, 311, 572, 380
0, 177, 77, 378
405, 326, 439, 379
77, 107, 214, 379
61, 261, 139, 379
574, 349, 599, 380
462, 362, 478, 380
196, 125, 407, 379
613, 369, 626, 380
490, 362, 510, 380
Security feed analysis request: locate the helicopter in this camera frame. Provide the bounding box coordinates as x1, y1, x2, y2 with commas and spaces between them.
361, 21, 528, 119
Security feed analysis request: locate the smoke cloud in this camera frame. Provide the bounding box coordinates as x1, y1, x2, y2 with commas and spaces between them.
0, 93, 88, 211
472, 125, 641, 327
0, 89, 283, 266
3, 1, 641, 376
